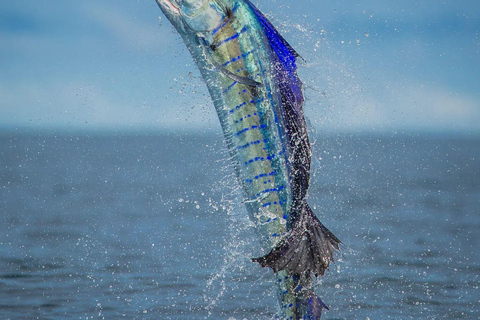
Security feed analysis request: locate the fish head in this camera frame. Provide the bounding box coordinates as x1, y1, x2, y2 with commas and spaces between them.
156, 0, 227, 35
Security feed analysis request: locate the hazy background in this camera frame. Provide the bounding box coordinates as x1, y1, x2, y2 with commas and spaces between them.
1, 2, 479, 319
1, 0, 479, 134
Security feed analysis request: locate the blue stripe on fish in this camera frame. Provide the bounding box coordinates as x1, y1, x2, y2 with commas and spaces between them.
237, 138, 263, 149
230, 101, 246, 113
245, 170, 276, 183
235, 112, 257, 123
229, 98, 264, 114
262, 201, 285, 209
223, 81, 237, 94
211, 20, 228, 36
255, 185, 284, 197
244, 153, 269, 165
255, 170, 277, 179
211, 2, 240, 36
236, 124, 267, 136
215, 26, 248, 48
221, 50, 253, 67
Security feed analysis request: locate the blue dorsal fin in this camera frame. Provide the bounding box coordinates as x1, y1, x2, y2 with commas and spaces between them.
245, 0, 310, 201
244, 0, 300, 74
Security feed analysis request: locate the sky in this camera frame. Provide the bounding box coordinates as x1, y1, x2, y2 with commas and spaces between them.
1, 0, 479, 134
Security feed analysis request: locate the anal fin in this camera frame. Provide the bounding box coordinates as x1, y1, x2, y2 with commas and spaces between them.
297, 291, 329, 320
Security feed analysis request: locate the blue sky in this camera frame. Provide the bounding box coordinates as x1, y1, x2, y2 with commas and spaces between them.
1, 0, 479, 133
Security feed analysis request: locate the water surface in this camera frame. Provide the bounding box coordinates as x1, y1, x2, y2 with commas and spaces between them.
1, 131, 478, 319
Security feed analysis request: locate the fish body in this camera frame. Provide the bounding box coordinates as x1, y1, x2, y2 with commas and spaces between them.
154, 0, 340, 318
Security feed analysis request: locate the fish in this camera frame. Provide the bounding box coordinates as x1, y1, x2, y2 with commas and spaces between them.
154, 0, 341, 318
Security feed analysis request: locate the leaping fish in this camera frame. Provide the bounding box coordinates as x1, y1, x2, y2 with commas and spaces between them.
154, 0, 341, 318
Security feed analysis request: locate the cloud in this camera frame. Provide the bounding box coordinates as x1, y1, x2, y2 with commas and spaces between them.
393, 84, 480, 130
299, 42, 480, 134
0, 80, 129, 128
82, 2, 174, 51
314, 81, 480, 133
0, 75, 218, 131
0, 1, 176, 56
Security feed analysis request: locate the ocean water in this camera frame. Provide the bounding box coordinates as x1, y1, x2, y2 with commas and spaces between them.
0, 130, 479, 320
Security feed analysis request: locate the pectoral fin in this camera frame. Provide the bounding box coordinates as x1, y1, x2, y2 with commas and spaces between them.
201, 44, 261, 87
213, 58, 261, 87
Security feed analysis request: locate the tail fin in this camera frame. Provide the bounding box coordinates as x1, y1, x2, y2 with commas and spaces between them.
297, 291, 329, 320
252, 204, 340, 276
